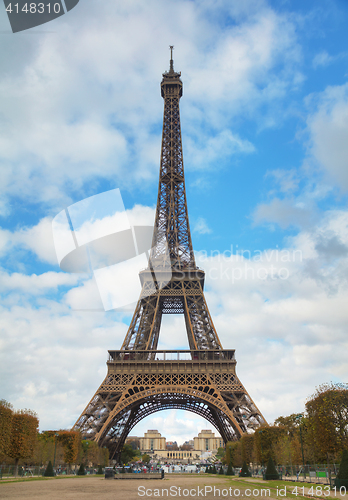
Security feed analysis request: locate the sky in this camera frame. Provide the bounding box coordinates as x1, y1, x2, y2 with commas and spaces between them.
1, 0, 348, 446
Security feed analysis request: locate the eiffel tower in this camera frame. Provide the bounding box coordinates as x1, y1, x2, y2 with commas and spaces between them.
73, 48, 266, 460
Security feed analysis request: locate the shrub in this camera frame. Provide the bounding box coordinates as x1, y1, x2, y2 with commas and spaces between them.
239, 461, 251, 477
97, 464, 103, 475
264, 457, 279, 480
44, 460, 54, 477
77, 463, 85, 475
226, 462, 234, 476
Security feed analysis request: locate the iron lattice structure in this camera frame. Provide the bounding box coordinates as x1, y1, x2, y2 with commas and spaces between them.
73, 51, 266, 460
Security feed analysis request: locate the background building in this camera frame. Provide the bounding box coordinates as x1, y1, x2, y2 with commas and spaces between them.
194, 429, 224, 454
126, 429, 223, 463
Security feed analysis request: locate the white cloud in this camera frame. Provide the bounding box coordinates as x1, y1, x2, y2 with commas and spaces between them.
0, 217, 59, 265
252, 197, 316, 229
306, 82, 348, 190
0, 0, 302, 210
193, 217, 212, 235
312, 51, 334, 68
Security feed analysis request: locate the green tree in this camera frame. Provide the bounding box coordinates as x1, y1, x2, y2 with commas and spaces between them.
219, 465, 224, 474
141, 453, 151, 464
44, 460, 55, 477
120, 443, 137, 464
336, 449, 348, 488
97, 464, 103, 475
212, 464, 217, 474
7, 410, 39, 476
0, 400, 13, 462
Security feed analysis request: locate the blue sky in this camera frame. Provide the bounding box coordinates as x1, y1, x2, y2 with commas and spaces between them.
1, 0, 348, 445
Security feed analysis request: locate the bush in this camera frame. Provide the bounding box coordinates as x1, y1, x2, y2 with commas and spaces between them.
97, 464, 103, 475
264, 457, 279, 480
44, 460, 55, 477
212, 464, 217, 474
239, 461, 251, 477
77, 463, 85, 475
336, 449, 348, 489
219, 466, 224, 475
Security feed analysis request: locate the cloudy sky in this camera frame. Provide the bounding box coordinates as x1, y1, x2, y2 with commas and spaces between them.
1, 0, 348, 446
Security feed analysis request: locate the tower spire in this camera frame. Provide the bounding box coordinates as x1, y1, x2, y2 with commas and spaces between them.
169, 45, 174, 72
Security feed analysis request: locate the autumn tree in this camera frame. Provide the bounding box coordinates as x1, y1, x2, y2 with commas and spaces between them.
241, 434, 255, 464
58, 431, 80, 471
7, 409, 39, 476
306, 383, 348, 462
224, 441, 242, 467
274, 414, 305, 465
0, 400, 13, 463
254, 426, 285, 465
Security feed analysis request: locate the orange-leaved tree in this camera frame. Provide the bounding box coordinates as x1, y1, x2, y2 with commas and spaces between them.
306, 383, 348, 462
58, 430, 80, 472
0, 400, 13, 462
7, 409, 39, 476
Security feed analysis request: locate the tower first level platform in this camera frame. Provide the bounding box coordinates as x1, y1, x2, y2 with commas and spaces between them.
75, 349, 265, 459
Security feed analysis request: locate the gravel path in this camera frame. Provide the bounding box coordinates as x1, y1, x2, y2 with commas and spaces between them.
0, 475, 274, 500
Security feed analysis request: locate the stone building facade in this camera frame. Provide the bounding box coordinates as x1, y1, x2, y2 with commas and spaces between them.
126, 428, 223, 463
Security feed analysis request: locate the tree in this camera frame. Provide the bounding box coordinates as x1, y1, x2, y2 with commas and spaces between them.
265, 456, 279, 480
219, 465, 224, 474
58, 431, 80, 471
224, 441, 242, 467
241, 434, 255, 464
121, 443, 137, 464
127, 439, 140, 451
306, 383, 348, 462
7, 410, 39, 476
142, 453, 151, 464
212, 464, 217, 474
274, 414, 304, 465
0, 400, 13, 462
254, 426, 285, 465
44, 460, 55, 477
336, 449, 348, 488
97, 464, 103, 475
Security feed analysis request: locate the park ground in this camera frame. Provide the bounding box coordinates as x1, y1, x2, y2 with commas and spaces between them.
0, 474, 346, 500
